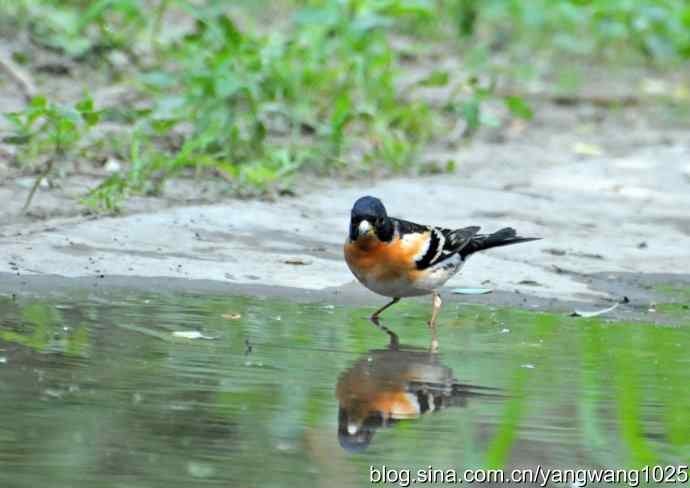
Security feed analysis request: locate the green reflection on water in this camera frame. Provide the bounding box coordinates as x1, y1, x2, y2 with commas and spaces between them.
0, 291, 688, 488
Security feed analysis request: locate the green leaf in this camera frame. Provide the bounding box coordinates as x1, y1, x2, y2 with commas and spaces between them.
3, 112, 24, 130
351, 14, 391, 33
292, 6, 340, 27
378, 0, 433, 18
150, 119, 178, 134
56, 117, 78, 134
75, 97, 94, 113
331, 93, 352, 133
77, 0, 115, 30
216, 15, 243, 48
29, 96, 48, 110
215, 74, 244, 98
417, 70, 450, 87
82, 111, 100, 126
504, 95, 533, 120
461, 99, 481, 130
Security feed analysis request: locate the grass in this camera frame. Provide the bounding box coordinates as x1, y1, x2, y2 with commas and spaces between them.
464, 0, 690, 62
2, 0, 690, 211
4, 95, 100, 209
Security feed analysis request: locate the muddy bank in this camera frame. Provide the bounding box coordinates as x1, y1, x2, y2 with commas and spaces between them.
2, 102, 690, 311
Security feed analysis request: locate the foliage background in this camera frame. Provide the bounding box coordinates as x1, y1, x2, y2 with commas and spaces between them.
1, 0, 689, 211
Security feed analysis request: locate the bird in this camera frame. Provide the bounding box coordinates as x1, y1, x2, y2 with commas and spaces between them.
343, 195, 540, 351
336, 345, 501, 452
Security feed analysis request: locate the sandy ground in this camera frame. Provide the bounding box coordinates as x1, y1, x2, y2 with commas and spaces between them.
2, 98, 690, 315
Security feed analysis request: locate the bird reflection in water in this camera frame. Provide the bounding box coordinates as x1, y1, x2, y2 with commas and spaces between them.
336, 339, 501, 452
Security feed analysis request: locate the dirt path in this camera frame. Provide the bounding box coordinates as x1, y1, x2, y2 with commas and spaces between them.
2, 101, 689, 313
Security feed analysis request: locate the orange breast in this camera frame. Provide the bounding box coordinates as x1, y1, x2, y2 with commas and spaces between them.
336, 368, 419, 421
372, 391, 420, 418
344, 233, 428, 282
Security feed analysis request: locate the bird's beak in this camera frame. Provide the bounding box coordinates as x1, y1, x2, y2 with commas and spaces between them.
358, 220, 374, 238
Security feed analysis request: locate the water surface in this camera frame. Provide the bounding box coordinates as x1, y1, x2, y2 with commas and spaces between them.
1, 289, 689, 487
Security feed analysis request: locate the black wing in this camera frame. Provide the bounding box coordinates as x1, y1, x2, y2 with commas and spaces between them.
391, 216, 480, 270
413, 226, 480, 269
439, 226, 481, 255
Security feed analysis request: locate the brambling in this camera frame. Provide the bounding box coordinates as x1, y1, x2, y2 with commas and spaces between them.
336, 346, 501, 452
344, 196, 540, 350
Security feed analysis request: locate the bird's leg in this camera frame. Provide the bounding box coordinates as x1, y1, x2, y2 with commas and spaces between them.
428, 291, 442, 352
369, 297, 400, 348
369, 316, 400, 349
370, 297, 400, 322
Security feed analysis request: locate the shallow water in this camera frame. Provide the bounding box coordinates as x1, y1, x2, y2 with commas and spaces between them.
0, 289, 689, 488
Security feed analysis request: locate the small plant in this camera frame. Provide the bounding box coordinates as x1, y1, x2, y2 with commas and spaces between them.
0, 0, 538, 212
74, 0, 451, 204
4, 0, 686, 214
459, 0, 690, 63
143, 0, 439, 172
3, 96, 100, 210
6, 0, 155, 61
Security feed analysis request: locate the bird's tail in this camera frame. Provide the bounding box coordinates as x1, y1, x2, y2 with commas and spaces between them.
405, 381, 505, 412
442, 383, 507, 409
460, 227, 540, 259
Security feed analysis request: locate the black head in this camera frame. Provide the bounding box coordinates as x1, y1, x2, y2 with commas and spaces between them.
352, 196, 387, 220
337, 407, 378, 453
349, 196, 394, 242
